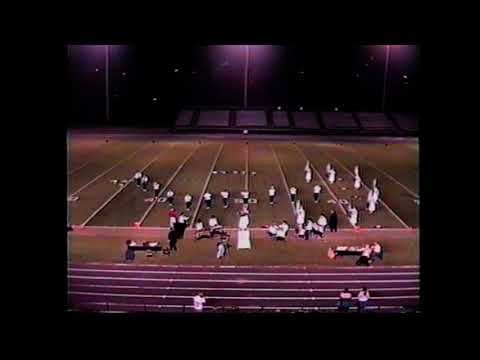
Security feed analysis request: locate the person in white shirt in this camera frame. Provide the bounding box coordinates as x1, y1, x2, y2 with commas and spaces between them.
354, 174, 361, 190
208, 215, 224, 237
348, 204, 359, 227
312, 222, 324, 239
289, 186, 297, 203
217, 240, 229, 259
194, 219, 208, 240
241, 190, 249, 205
141, 174, 149, 192
328, 167, 336, 184
166, 189, 175, 206
305, 168, 312, 183
193, 292, 206, 311
268, 185, 276, 205
367, 189, 374, 208
357, 287, 370, 312
276, 226, 287, 241
184, 193, 193, 211
204, 191, 212, 209
177, 212, 189, 238
238, 211, 250, 230
372, 186, 380, 204
305, 218, 314, 240
317, 213, 328, 232
134, 171, 142, 187
368, 198, 376, 214
326, 163, 332, 175
153, 181, 161, 198
267, 224, 277, 238
296, 207, 305, 229
313, 184, 322, 203
354, 165, 360, 177
220, 189, 230, 208
208, 215, 219, 229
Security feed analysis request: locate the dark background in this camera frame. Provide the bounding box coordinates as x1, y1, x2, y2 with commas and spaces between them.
67, 44, 419, 127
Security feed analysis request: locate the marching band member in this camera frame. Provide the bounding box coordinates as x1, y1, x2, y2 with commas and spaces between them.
313, 184, 322, 203
268, 185, 276, 205
204, 191, 213, 209
348, 203, 359, 227
305, 168, 312, 183
166, 189, 175, 206
141, 174, 149, 192
241, 190, 250, 205
153, 181, 161, 198
220, 189, 230, 208
134, 170, 142, 187
328, 167, 336, 184
184, 193, 193, 211
354, 174, 361, 190
289, 186, 298, 203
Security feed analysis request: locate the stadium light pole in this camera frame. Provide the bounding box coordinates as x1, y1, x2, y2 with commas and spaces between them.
105, 45, 110, 122
382, 45, 390, 112
243, 45, 250, 109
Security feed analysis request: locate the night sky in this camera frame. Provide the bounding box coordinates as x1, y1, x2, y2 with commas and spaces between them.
67, 45, 419, 126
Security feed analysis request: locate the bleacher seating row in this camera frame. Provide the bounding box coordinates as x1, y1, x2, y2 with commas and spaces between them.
174, 109, 418, 135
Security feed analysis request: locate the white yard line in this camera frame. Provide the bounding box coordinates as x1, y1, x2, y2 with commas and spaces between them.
270, 144, 296, 215
344, 147, 419, 198
79, 149, 167, 227
68, 159, 96, 176
69, 290, 419, 300
68, 268, 419, 276
324, 151, 410, 229
68, 275, 419, 284
137, 145, 200, 226
294, 144, 350, 220
69, 143, 151, 196
190, 144, 224, 228
69, 284, 420, 292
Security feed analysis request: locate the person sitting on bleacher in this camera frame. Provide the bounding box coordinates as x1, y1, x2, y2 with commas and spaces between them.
338, 288, 353, 311
357, 287, 370, 312
125, 240, 136, 262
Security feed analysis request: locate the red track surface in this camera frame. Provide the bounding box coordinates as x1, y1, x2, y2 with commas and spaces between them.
68, 263, 419, 313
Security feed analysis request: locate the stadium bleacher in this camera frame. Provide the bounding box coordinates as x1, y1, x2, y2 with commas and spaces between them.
355, 112, 396, 131
197, 110, 230, 127
272, 111, 290, 128
322, 112, 360, 130
391, 113, 419, 132
175, 110, 194, 127
236, 110, 267, 127
292, 111, 320, 129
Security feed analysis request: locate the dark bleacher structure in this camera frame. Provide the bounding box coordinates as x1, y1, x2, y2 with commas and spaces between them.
174, 109, 419, 136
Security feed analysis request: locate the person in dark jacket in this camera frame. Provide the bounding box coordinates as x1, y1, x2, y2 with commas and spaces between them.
125, 240, 135, 262
328, 210, 338, 232
168, 229, 179, 252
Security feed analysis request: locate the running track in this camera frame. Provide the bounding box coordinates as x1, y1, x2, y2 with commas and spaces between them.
68, 263, 420, 313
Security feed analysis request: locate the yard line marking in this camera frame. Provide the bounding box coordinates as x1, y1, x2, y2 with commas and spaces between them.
68, 276, 419, 284
69, 284, 420, 292
69, 143, 151, 196
137, 145, 200, 226
270, 144, 296, 215
245, 143, 249, 191
190, 143, 224, 228
71, 302, 409, 311
294, 144, 350, 220
77, 225, 416, 232
68, 159, 96, 176
343, 146, 419, 198
68, 268, 419, 276
324, 151, 410, 229
79, 146, 171, 227
69, 291, 419, 301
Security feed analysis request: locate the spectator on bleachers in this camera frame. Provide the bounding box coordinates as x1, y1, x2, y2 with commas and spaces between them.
338, 288, 353, 311
357, 287, 370, 312
193, 292, 206, 312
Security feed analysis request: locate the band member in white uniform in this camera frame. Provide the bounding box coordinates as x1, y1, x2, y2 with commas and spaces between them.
289, 186, 298, 203
267, 224, 278, 238
326, 163, 332, 175
220, 189, 230, 208
305, 161, 311, 172
204, 191, 212, 209
372, 178, 377, 189
372, 186, 380, 204
354, 165, 360, 177
184, 193, 193, 211
348, 203, 359, 227
153, 181, 161, 198
141, 174, 149, 192
177, 212, 190, 238
354, 174, 362, 190
268, 185, 276, 205
166, 189, 175, 206
305, 168, 312, 183
241, 190, 250, 205
134, 171, 142, 187
368, 197, 376, 214
238, 211, 250, 230
328, 167, 336, 184
305, 218, 314, 240
313, 184, 322, 203
296, 207, 305, 229
317, 213, 328, 235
